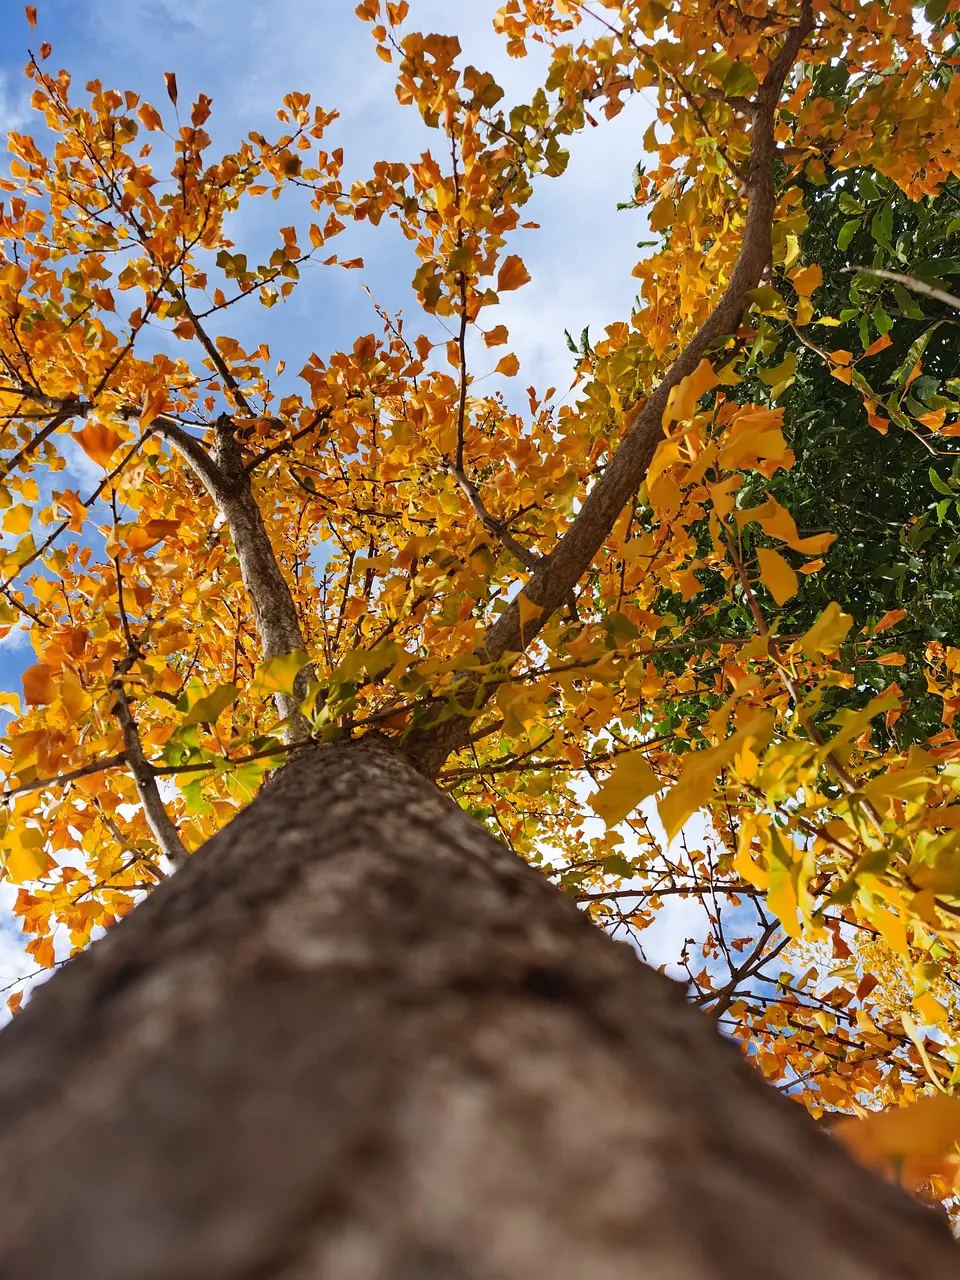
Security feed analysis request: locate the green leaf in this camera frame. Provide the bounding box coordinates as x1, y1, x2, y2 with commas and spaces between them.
889, 324, 941, 388
929, 467, 954, 497
182, 683, 239, 727
837, 219, 860, 251
723, 62, 758, 97
893, 283, 923, 319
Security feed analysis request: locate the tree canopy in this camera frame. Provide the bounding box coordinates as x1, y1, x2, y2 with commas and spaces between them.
2, 0, 960, 1216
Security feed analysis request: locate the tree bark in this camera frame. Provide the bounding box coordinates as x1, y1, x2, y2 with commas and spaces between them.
0, 739, 954, 1279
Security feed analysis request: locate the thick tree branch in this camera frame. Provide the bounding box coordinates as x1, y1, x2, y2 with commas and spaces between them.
405, 3, 815, 778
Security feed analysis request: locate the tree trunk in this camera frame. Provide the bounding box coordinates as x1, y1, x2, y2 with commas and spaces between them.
0, 741, 954, 1279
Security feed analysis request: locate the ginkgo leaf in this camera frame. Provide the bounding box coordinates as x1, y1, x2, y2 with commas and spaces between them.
800, 603, 853, 656
252, 650, 311, 695
74, 422, 122, 468
497, 255, 531, 292
483, 325, 509, 347
835, 1093, 960, 1192
874, 608, 906, 633
5, 827, 46, 884
789, 263, 822, 298
756, 547, 798, 605
590, 753, 659, 828
22, 664, 54, 706
138, 103, 164, 132
663, 358, 717, 427
494, 354, 520, 377
517, 594, 541, 633
659, 715, 774, 840
1, 504, 31, 536
183, 683, 239, 726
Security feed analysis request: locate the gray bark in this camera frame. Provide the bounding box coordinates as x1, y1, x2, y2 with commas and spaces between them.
0, 739, 955, 1279
161, 414, 310, 735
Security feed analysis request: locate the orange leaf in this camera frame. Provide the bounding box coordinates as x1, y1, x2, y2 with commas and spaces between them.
137, 103, 164, 132
875, 609, 906, 634
497, 255, 531, 292
164, 72, 178, 107
835, 1093, 960, 1193
6, 992, 22, 1016
74, 421, 122, 468
25, 6, 37, 29
495, 353, 520, 377
22, 664, 54, 706
483, 325, 509, 348
864, 333, 893, 358
789, 263, 822, 298
27, 934, 55, 969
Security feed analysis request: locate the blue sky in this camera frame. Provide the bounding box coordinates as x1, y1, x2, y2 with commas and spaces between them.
0, 0, 681, 995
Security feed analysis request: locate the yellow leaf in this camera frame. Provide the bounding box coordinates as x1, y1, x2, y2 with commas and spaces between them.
252, 650, 311, 695
874, 902, 909, 959
59, 670, 91, 720
800, 602, 852, 656
590, 753, 659, 828
663, 358, 717, 427
183, 683, 238, 726
1, 504, 31, 535
756, 547, 797, 605
496, 255, 531, 292
5, 826, 46, 884
22, 664, 55, 706
483, 325, 509, 348
74, 422, 122, 468
494, 353, 520, 377
517, 593, 541, 635
766, 829, 805, 938
737, 497, 834, 555
718, 407, 792, 473
659, 714, 774, 839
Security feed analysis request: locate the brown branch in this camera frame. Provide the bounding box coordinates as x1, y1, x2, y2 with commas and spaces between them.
111, 684, 188, 869
0, 753, 127, 801
404, 1, 816, 777
110, 547, 188, 870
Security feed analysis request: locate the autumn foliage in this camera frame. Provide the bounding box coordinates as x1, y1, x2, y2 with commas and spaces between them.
3, 0, 960, 1214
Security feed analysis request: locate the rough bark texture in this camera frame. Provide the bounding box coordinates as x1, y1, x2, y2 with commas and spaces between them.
0, 740, 955, 1279
163, 413, 310, 733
